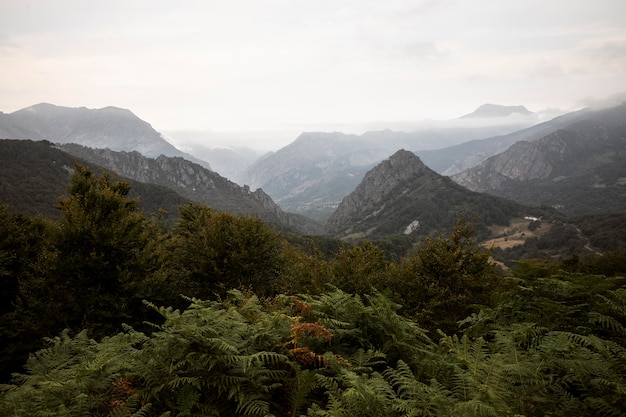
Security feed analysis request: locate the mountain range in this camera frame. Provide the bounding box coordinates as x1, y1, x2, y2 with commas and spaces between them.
452, 103, 626, 215
243, 108, 538, 222
1, 99, 625, 258
58, 143, 321, 233
325, 149, 534, 240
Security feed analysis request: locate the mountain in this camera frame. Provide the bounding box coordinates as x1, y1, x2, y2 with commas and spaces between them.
181, 145, 265, 185
417, 108, 590, 175
452, 103, 626, 215
0, 139, 188, 220
0, 103, 211, 169
244, 121, 535, 222
460, 104, 533, 118
59, 144, 322, 234
325, 149, 531, 240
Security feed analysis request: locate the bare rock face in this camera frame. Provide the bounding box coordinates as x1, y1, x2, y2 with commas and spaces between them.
331, 149, 428, 217
325, 146, 531, 239
452, 138, 558, 192
59, 144, 323, 234
325, 149, 436, 236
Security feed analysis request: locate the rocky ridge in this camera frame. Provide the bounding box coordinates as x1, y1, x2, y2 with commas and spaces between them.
60, 144, 322, 234
325, 149, 527, 239
452, 103, 626, 215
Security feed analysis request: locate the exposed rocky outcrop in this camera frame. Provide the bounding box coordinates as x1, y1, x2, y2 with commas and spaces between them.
244, 123, 530, 222
59, 144, 323, 234
326, 150, 431, 228
325, 149, 525, 239
417, 108, 590, 175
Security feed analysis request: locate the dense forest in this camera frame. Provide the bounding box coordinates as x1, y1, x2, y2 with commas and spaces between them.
1, 164, 625, 416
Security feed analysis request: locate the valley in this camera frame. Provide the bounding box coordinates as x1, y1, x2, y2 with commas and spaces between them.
482, 217, 553, 250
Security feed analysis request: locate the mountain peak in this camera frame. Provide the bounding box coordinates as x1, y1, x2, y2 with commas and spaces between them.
461, 104, 533, 119
387, 148, 423, 165
325, 149, 435, 236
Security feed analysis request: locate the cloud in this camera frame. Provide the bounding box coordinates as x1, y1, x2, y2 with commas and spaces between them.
1, 0, 625, 136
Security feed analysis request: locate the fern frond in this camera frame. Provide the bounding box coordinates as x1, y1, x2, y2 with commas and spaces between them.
235, 398, 270, 416
454, 399, 499, 417
588, 311, 625, 336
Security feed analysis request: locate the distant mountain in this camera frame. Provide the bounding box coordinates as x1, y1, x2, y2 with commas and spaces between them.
452, 103, 626, 215
418, 108, 590, 175
0, 103, 211, 169
325, 149, 530, 240
244, 122, 535, 222
461, 104, 533, 118
59, 144, 322, 234
182, 145, 265, 185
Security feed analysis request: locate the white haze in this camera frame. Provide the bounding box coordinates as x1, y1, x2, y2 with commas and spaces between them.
1, 1, 625, 150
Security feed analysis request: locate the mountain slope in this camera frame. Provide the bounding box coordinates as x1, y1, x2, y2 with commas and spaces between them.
452, 103, 626, 215
417, 108, 589, 175
59, 144, 322, 234
245, 121, 535, 221
0, 103, 211, 169
0, 139, 188, 220
325, 149, 530, 239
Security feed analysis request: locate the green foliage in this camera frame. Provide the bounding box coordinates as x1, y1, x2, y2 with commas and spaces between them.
391, 216, 503, 335
3, 268, 626, 417
0, 205, 54, 379
2, 160, 626, 416
0, 289, 433, 417
274, 240, 332, 295
169, 202, 283, 297
48, 163, 160, 336
330, 241, 392, 295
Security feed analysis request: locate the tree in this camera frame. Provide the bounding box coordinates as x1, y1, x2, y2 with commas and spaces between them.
41, 163, 158, 337
330, 241, 391, 295
0, 205, 53, 381
169, 202, 282, 297
392, 215, 504, 335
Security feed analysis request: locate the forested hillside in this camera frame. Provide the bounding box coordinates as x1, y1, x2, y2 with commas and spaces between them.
0, 139, 188, 221
1, 165, 625, 416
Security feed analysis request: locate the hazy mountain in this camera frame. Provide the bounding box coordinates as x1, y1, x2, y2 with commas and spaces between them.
59, 144, 322, 234
452, 102, 626, 215
244, 118, 536, 222
180, 145, 265, 185
0, 103, 211, 169
460, 104, 533, 118
417, 108, 590, 175
325, 149, 531, 240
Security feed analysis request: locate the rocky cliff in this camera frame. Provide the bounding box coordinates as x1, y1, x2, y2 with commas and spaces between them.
60, 144, 322, 234
325, 149, 525, 239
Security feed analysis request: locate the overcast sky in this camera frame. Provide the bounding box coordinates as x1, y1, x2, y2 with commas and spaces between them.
1, 0, 625, 149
